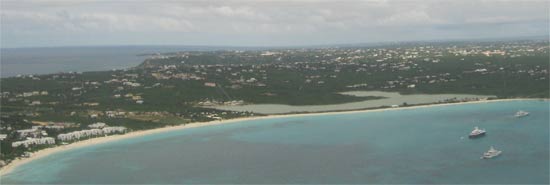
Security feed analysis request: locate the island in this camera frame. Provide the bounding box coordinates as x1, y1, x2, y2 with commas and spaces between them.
0, 39, 548, 173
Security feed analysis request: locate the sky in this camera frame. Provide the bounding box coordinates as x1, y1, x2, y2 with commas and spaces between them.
1, 0, 548, 48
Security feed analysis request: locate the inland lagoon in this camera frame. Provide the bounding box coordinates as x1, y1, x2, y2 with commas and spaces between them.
1, 100, 548, 184
209, 91, 495, 114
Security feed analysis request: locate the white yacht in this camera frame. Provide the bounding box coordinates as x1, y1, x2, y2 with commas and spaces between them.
469, 126, 486, 138
481, 146, 502, 159
515, 110, 529, 118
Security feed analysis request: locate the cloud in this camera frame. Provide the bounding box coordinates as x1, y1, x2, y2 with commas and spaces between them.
1, 9, 196, 33
377, 10, 446, 26
1, 0, 548, 47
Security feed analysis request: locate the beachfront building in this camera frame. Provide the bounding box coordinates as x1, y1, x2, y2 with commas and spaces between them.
57, 126, 127, 142
12, 137, 56, 148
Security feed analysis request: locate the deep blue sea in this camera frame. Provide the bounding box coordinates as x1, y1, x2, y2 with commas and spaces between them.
1, 100, 548, 184
0, 46, 241, 78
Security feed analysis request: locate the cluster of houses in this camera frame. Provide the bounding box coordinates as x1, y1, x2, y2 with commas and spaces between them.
85, 109, 127, 119
104, 110, 129, 118
16, 128, 46, 138
0, 91, 50, 106
88, 122, 107, 128
133, 42, 548, 93
112, 93, 145, 104
448, 42, 547, 57
123, 81, 142, 87
380, 72, 456, 89
31, 121, 79, 130
151, 72, 204, 80
11, 91, 49, 98
87, 110, 181, 120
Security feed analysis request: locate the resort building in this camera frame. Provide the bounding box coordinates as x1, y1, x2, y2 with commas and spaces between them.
12, 137, 56, 148
57, 126, 127, 142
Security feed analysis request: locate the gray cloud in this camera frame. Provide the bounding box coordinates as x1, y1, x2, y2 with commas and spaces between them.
1, 0, 548, 47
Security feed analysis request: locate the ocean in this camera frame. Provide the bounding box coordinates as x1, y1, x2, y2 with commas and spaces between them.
1, 100, 548, 184
0, 46, 239, 78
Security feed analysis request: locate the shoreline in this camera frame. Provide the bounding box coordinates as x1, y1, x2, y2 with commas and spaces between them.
0, 98, 546, 176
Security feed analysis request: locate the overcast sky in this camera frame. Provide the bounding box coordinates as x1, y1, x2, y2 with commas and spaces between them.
1, 0, 548, 48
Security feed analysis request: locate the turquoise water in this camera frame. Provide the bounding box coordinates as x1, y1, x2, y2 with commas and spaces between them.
1, 100, 548, 184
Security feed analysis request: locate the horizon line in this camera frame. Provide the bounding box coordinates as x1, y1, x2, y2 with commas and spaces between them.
2, 35, 547, 50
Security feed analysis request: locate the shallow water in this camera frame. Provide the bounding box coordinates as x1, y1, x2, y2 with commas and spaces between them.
1, 100, 548, 184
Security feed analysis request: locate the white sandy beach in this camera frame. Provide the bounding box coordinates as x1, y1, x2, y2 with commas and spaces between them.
0, 98, 545, 176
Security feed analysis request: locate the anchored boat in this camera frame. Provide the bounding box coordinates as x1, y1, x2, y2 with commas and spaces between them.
515, 110, 529, 118
481, 146, 502, 159
469, 126, 486, 138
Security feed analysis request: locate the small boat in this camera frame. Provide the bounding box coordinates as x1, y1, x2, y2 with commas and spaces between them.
469, 126, 486, 138
481, 146, 502, 159
515, 110, 529, 118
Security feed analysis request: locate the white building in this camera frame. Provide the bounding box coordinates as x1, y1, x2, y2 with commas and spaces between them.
12, 137, 55, 148
16, 128, 41, 138
88, 122, 107, 129
57, 127, 127, 142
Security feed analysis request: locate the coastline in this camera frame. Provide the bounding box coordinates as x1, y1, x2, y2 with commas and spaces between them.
0, 98, 546, 176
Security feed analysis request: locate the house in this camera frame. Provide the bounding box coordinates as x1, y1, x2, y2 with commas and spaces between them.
474, 68, 488, 72
244, 77, 257, 83
23, 92, 33, 97
204, 82, 216, 87
83, 102, 100, 106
